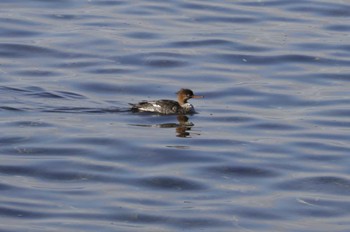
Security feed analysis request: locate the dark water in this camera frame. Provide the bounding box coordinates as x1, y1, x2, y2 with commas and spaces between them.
1, 0, 350, 231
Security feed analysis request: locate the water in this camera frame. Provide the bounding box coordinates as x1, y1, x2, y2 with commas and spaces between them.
1, 0, 350, 231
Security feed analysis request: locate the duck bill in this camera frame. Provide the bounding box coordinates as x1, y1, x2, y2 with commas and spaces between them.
192, 95, 204, 99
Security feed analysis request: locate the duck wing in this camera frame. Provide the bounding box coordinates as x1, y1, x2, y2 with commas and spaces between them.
131, 100, 181, 114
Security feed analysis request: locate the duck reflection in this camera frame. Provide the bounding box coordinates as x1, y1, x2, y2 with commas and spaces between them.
175, 115, 193, 137
130, 115, 198, 138
152, 115, 195, 138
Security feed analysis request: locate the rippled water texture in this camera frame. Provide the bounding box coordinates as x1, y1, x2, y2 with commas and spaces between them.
1, 0, 350, 231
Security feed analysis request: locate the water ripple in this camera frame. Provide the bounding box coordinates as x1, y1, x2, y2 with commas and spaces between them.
202, 165, 280, 178
114, 52, 190, 68
277, 176, 350, 196
218, 53, 350, 66
0, 43, 92, 59
137, 176, 206, 191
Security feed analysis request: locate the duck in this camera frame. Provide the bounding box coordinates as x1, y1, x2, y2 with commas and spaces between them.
130, 88, 203, 114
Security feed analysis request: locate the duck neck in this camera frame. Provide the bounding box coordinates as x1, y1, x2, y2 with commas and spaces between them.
178, 96, 187, 105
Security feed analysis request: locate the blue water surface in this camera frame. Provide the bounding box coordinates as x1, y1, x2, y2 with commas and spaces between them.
1, 0, 350, 231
